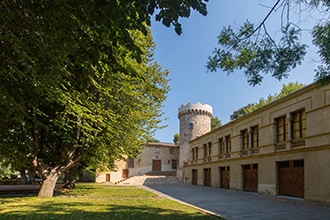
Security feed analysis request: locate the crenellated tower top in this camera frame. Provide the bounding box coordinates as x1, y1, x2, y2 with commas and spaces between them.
178, 102, 213, 118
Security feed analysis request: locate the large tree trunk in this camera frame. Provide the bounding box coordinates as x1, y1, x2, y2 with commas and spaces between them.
20, 168, 27, 185
27, 167, 36, 184
63, 165, 79, 189
30, 125, 84, 197
37, 169, 61, 198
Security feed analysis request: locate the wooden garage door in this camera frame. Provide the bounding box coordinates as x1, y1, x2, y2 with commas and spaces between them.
204, 168, 211, 186
278, 160, 304, 198
220, 166, 230, 189
192, 169, 198, 185
243, 164, 258, 192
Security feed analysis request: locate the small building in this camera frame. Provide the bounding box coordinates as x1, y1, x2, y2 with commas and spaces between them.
182, 83, 330, 203
96, 142, 179, 183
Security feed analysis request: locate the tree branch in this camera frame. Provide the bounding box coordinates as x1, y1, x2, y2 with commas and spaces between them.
263, 23, 279, 50
240, 0, 282, 41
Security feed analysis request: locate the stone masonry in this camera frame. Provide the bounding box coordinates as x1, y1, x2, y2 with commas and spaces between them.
177, 102, 212, 181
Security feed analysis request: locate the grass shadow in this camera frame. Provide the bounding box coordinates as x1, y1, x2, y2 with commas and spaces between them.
0, 183, 222, 219
1, 200, 220, 220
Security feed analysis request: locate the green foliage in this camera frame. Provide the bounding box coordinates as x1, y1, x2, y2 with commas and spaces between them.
0, 1, 210, 197
173, 133, 180, 144
0, 0, 213, 195
0, 24, 169, 174
0, 158, 15, 179
230, 82, 305, 120
147, 138, 160, 143
150, 0, 209, 34
313, 22, 330, 85
207, 20, 307, 86
207, 1, 329, 86
211, 116, 222, 130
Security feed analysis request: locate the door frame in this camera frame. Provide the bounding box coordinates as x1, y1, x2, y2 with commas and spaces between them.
277, 160, 304, 198
204, 168, 211, 186
220, 166, 230, 189
122, 169, 129, 178
192, 169, 198, 185
105, 174, 110, 182
242, 164, 258, 192
152, 159, 162, 171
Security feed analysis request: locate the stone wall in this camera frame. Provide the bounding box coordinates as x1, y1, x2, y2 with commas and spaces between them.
96, 142, 179, 183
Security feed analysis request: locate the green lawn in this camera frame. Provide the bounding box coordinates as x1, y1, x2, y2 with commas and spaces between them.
0, 183, 221, 219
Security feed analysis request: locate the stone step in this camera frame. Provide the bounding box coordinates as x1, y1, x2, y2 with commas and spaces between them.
145, 171, 176, 176
143, 176, 180, 185
116, 175, 181, 185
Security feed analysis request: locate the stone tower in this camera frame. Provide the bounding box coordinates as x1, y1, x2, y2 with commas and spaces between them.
177, 102, 212, 181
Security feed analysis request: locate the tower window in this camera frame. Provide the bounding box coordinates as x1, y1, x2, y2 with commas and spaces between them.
189, 123, 194, 129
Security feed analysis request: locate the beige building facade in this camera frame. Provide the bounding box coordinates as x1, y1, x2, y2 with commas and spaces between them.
183, 83, 330, 203
96, 142, 179, 183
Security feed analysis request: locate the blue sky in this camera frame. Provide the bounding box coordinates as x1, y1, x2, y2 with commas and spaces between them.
150, 0, 321, 143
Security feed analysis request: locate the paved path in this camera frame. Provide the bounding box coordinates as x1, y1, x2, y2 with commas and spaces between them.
142, 184, 330, 220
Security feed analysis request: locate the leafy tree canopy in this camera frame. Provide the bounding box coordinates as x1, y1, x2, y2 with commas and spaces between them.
207, 0, 330, 86
0, 0, 209, 197
147, 138, 160, 143
173, 133, 180, 144
0, 158, 15, 179
211, 116, 222, 130
230, 82, 305, 120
